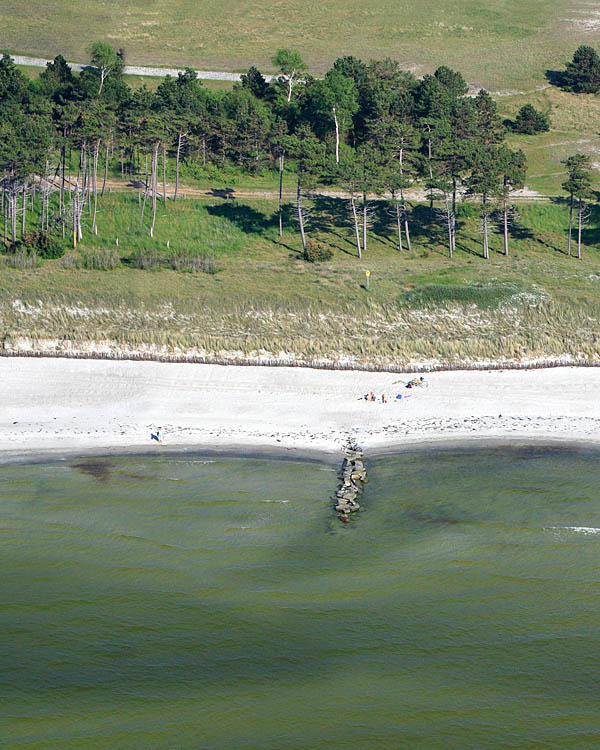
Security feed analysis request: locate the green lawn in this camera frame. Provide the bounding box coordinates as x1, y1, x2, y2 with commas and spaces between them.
3, 192, 600, 365
0, 0, 589, 90
499, 87, 600, 195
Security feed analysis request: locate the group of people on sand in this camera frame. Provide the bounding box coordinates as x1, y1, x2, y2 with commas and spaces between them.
363, 377, 426, 403
364, 391, 387, 403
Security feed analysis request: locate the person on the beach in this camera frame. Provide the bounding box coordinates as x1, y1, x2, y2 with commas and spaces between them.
381, 394, 387, 403
368, 391, 375, 402
156, 426, 163, 443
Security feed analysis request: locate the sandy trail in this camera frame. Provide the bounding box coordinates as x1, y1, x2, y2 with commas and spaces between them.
1, 358, 599, 464
43, 175, 547, 203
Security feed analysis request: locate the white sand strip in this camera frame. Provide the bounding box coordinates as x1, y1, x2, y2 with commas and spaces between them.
1, 358, 600, 463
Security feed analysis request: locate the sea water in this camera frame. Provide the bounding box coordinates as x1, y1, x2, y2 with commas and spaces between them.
3, 447, 600, 749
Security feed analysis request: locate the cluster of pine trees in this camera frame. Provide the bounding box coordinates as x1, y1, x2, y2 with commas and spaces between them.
0, 44, 592, 261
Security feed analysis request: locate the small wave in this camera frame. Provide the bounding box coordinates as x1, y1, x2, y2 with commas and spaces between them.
547, 526, 600, 534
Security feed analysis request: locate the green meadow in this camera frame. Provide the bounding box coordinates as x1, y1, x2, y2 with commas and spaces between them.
0, 0, 593, 90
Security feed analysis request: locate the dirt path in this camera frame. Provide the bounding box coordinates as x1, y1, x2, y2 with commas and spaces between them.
11, 54, 273, 83
95, 178, 548, 203
12, 54, 552, 98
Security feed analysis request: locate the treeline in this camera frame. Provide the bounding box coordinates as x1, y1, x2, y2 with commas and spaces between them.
0, 45, 591, 262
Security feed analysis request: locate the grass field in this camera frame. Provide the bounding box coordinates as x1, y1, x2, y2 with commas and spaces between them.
3, 192, 600, 365
2, 0, 597, 91
500, 87, 600, 194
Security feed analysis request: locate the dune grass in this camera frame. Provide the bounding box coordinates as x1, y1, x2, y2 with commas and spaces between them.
3, 191, 600, 366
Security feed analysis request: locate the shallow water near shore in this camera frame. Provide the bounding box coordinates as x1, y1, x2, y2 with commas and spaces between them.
3, 446, 600, 749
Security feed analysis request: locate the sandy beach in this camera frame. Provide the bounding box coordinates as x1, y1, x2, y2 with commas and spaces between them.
1, 357, 600, 464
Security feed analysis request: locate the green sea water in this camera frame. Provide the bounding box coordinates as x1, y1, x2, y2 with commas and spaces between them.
3, 447, 600, 749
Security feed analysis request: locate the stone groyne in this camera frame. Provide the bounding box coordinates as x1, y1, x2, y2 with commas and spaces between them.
334, 445, 367, 522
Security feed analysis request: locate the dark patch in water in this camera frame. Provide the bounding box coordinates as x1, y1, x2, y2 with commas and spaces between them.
73, 460, 114, 482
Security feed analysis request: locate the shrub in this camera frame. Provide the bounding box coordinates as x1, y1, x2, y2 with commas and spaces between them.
513, 104, 550, 134
131, 250, 164, 270
1, 248, 41, 268
76, 247, 120, 270
169, 251, 220, 274
303, 238, 333, 262
7, 230, 64, 259
455, 202, 480, 219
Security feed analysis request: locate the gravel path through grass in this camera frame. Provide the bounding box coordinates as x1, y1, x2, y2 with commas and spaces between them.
10, 54, 274, 82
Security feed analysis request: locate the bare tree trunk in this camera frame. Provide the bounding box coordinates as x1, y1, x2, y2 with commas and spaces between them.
297, 175, 306, 251
503, 198, 509, 257
333, 107, 339, 164
350, 192, 362, 258
425, 128, 433, 220
59, 144, 65, 216
21, 183, 27, 238
395, 202, 403, 252
10, 176, 17, 243
391, 189, 402, 252
452, 177, 457, 216
101, 142, 109, 197
278, 153, 284, 237
140, 186, 149, 226
398, 149, 412, 252
362, 191, 367, 254
41, 180, 45, 230
482, 195, 489, 260
202, 136, 206, 168
150, 142, 159, 238
92, 141, 99, 233
77, 148, 86, 242
162, 143, 167, 204
175, 132, 182, 201
445, 192, 453, 259
578, 200, 583, 260
568, 193, 573, 256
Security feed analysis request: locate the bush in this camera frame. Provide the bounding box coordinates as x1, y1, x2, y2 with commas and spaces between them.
513, 104, 550, 134
130, 250, 164, 270
169, 250, 220, 274
455, 202, 480, 219
0, 248, 41, 268
76, 247, 120, 270
7, 230, 64, 259
303, 238, 333, 262
130, 247, 221, 273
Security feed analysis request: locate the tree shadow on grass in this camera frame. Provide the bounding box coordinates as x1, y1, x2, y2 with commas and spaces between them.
582, 193, 600, 248
206, 202, 273, 235
408, 204, 476, 257
545, 69, 567, 89
208, 188, 235, 200
309, 196, 360, 256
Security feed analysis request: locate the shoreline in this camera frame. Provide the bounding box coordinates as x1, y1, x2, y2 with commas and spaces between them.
3, 358, 600, 466
3, 435, 600, 470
